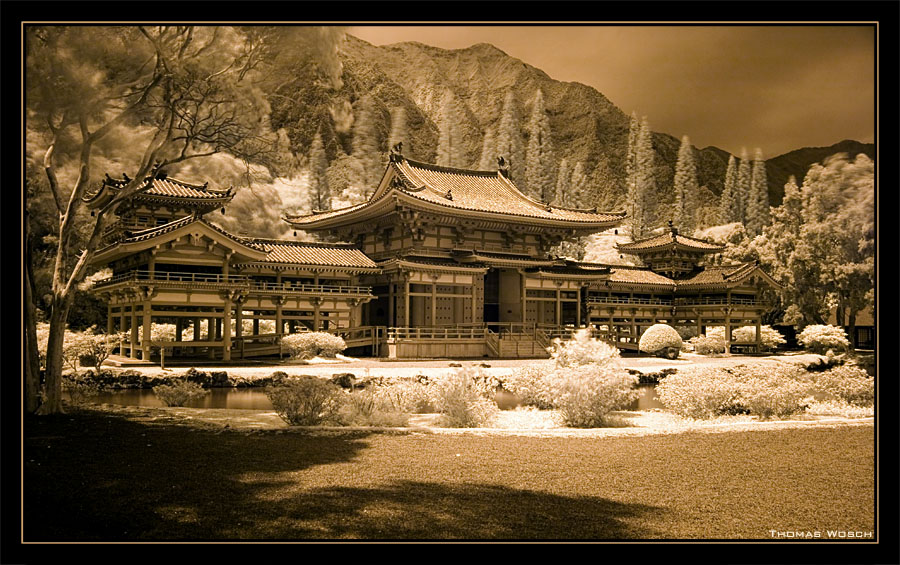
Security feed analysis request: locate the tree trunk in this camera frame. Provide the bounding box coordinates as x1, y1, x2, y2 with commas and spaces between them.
36, 302, 71, 415
24, 263, 42, 413
24, 211, 43, 413
848, 310, 857, 351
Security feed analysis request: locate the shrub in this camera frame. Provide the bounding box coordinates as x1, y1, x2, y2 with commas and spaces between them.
337, 389, 410, 427
732, 325, 787, 351
657, 364, 814, 420
812, 365, 874, 407
689, 334, 726, 355
550, 328, 620, 368
265, 376, 344, 425
61, 327, 123, 373
548, 365, 641, 427
430, 368, 499, 428
372, 379, 436, 414
797, 325, 851, 354
280, 332, 347, 360
638, 324, 683, 358
152, 380, 209, 407
656, 367, 745, 419
503, 363, 555, 410
62, 374, 102, 406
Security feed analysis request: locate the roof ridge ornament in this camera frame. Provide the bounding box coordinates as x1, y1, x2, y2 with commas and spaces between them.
497, 156, 510, 179
389, 141, 403, 163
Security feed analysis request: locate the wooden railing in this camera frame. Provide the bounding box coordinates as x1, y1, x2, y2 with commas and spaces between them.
587, 296, 673, 305
388, 326, 488, 340
674, 297, 759, 305
485, 330, 500, 357
93, 270, 373, 296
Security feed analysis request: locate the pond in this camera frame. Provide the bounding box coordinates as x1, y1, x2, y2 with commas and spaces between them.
80, 384, 665, 412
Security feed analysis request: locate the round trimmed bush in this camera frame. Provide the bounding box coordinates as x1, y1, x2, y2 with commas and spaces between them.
797, 324, 850, 354
639, 324, 683, 358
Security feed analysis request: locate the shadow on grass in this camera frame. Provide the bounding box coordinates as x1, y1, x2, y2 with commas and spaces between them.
24, 407, 663, 541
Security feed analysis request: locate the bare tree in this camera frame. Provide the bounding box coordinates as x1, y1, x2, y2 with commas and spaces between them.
25, 26, 288, 414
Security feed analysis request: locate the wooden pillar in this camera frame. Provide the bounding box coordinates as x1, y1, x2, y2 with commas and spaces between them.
521, 273, 527, 326
471, 277, 477, 324
755, 314, 762, 353
555, 287, 561, 327
222, 295, 232, 362
388, 276, 395, 327
253, 315, 260, 336
148, 250, 156, 277
576, 285, 581, 327
235, 304, 243, 338
194, 317, 202, 341
130, 305, 139, 359
208, 316, 217, 359
276, 300, 284, 336
404, 276, 410, 327
313, 298, 321, 331
430, 276, 437, 327
141, 300, 152, 361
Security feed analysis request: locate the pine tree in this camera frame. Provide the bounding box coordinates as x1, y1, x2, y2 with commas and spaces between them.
478, 126, 496, 170
437, 91, 464, 167
736, 147, 751, 225
388, 107, 410, 158
568, 162, 589, 208
749, 147, 769, 234
629, 116, 655, 239
553, 158, 570, 206
344, 94, 382, 204
495, 91, 525, 188
719, 154, 738, 224
308, 128, 330, 211
673, 134, 698, 234
525, 88, 554, 202
625, 111, 640, 210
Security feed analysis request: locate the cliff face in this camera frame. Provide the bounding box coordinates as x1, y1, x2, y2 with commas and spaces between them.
268, 34, 872, 218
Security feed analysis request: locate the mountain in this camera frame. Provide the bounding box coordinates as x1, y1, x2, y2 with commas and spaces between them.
765, 140, 875, 205
267, 34, 872, 227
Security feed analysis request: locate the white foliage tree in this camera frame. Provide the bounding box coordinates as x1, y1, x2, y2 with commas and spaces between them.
747, 147, 769, 236
553, 158, 570, 206
673, 134, 699, 234
437, 91, 464, 168
736, 147, 751, 225
525, 88, 554, 202
495, 91, 525, 188
719, 154, 739, 225
308, 128, 330, 211
629, 116, 656, 239
388, 106, 410, 158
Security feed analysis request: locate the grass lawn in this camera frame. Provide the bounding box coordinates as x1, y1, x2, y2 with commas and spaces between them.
23, 407, 874, 541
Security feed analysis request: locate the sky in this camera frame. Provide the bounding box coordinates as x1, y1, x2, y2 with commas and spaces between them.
348, 25, 875, 157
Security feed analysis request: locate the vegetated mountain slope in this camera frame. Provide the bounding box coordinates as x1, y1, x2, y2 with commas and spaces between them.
268, 34, 872, 224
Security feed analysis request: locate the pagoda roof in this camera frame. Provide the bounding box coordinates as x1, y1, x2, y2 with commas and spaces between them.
607, 266, 677, 288
616, 229, 725, 254
676, 262, 782, 290
236, 239, 379, 271
378, 255, 489, 274
92, 215, 267, 265
84, 174, 234, 209
285, 157, 625, 230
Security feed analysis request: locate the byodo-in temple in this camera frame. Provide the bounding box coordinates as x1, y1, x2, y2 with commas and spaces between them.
86, 148, 781, 362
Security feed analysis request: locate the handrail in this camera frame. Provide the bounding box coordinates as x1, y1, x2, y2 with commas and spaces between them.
92, 270, 373, 295
587, 297, 673, 305
674, 297, 759, 305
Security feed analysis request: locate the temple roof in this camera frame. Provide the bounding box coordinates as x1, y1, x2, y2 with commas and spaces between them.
676, 262, 782, 290
616, 228, 725, 254
84, 174, 234, 209
452, 250, 560, 267
238, 240, 378, 270
285, 157, 625, 230
607, 266, 677, 288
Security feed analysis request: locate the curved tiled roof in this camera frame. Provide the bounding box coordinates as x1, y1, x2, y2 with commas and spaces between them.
677, 262, 778, 289
242, 240, 378, 269
616, 230, 725, 253
607, 266, 677, 287
286, 157, 625, 227
395, 159, 625, 223
84, 175, 234, 207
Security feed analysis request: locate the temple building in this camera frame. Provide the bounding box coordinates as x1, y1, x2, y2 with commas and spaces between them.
86, 150, 781, 362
